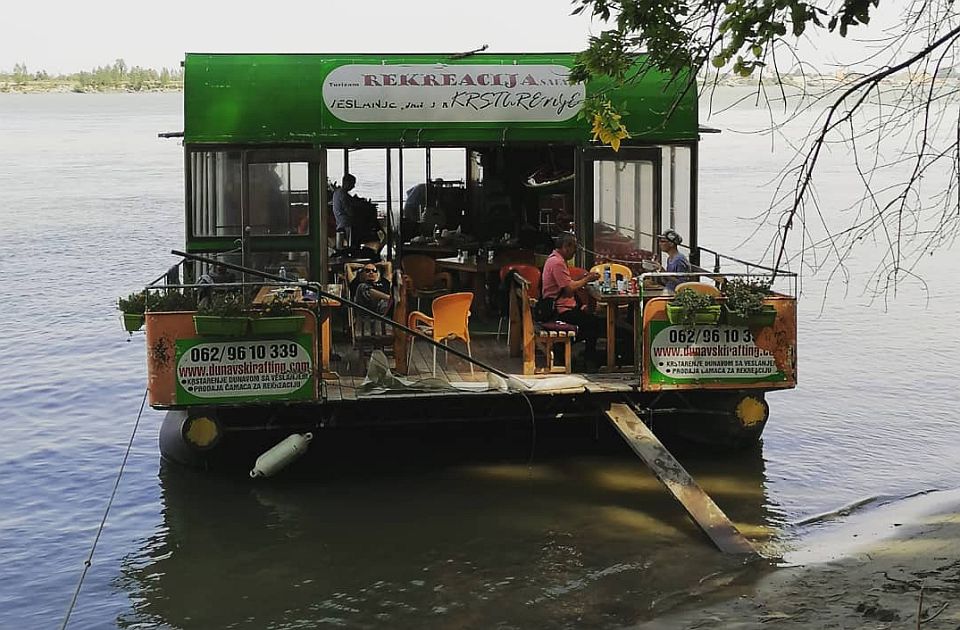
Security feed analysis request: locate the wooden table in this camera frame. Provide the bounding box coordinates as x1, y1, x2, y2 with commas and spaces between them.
586, 285, 670, 372
253, 284, 343, 368
587, 286, 639, 372
435, 255, 494, 315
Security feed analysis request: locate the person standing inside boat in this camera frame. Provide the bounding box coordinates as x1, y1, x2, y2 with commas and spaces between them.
541, 232, 603, 368
332, 173, 357, 249
655, 229, 691, 292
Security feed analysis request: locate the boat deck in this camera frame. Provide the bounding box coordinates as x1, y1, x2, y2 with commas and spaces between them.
320, 331, 639, 404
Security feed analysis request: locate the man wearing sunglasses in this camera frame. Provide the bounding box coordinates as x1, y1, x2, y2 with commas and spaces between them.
351, 264, 393, 316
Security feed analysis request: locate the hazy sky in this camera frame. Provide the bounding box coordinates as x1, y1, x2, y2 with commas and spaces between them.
1, 0, 599, 74
1, 0, 910, 75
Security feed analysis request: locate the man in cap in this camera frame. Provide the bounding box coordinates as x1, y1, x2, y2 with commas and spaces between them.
656, 229, 691, 292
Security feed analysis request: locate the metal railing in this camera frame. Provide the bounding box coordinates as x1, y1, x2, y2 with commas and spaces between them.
165, 250, 526, 388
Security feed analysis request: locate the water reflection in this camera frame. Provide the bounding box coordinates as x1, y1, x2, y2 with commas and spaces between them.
120, 424, 783, 628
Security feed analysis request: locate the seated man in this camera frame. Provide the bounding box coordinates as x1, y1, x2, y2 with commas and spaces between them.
541, 233, 603, 368
350, 264, 393, 316
655, 229, 692, 292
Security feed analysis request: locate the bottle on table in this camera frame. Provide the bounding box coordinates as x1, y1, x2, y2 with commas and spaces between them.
603, 265, 612, 291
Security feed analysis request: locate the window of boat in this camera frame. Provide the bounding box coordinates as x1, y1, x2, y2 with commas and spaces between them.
326, 147, 468, 249
246, 161, 310, 236
589, 145, 693, 268
247, 251, 311, 282
593, 159, 657, 262
660, 146, 691, 245
189, 150, 242, 237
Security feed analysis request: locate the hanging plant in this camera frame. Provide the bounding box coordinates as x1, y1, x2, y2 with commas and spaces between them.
193, 292, 250, 336
722, 278, 776, 326
149, 290, 198, 312
117, 290, 154, 332
251, 293, 305, 335
666, 288, 720, 325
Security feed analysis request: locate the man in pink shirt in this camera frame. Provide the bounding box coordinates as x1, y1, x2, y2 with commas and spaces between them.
541, 233, 603, 367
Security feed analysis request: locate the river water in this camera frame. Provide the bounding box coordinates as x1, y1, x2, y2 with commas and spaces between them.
1, 92, 958, 629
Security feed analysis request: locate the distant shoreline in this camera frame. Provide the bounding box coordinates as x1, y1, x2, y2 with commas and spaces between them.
0, 82, 183, 94
2, 71, 946, 95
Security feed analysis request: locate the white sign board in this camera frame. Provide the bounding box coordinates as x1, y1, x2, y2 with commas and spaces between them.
177, 339, 312, 400
322, 64, 585, 123
649, 325, 779, 380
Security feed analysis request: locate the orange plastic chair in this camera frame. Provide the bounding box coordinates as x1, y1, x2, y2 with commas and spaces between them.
591, 262, 633, 316
498, 263, 541, 340
407, 292, 474, 376
569, 266, 588, 280
401, 254, 453, 311
589, 262, 633, 282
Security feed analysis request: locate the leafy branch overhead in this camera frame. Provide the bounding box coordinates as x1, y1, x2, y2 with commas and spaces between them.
579, 95, 630, 151
569, 0, 881, 138
570, 0, 880, 82
569, 0, 960, 295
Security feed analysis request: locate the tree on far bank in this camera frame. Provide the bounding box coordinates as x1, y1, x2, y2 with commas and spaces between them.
571, 0, 960, 297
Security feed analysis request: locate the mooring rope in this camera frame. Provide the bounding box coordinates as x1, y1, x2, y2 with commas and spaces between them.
60, 387, 147, 630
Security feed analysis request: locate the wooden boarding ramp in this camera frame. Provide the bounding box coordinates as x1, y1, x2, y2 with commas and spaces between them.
604, 403, 757, 556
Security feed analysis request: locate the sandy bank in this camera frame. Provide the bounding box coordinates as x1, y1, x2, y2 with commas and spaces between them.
637, 489, 960, 629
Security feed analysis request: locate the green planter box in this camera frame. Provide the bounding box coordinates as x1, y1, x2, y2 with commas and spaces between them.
250, 315, 306, 335
193, 315, 251, 337
666, 304, 721, 325
723, 304, 777, 327
122, 313, 144, 332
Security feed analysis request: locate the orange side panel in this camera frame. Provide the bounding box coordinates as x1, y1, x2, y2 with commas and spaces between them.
641, 296, 797, 392
144, 310, 319, 407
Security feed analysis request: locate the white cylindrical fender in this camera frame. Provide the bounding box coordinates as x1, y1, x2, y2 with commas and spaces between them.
249, 432, 314, 478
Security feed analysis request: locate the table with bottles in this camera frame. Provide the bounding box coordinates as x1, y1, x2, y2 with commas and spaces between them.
585, 280, 670, 372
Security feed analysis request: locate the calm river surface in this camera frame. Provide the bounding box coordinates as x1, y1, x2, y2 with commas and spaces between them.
1, 92, 958, 629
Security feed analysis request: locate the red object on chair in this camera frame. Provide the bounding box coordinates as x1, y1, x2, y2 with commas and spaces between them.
499, 263, 541, 298
498, 263, 542, 342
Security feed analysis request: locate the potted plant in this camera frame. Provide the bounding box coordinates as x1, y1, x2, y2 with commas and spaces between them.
666, 288, 721, 325
250, 293, 305, 335
193, 292, 250, 336
117, 290, 152, 332
149, 289, 198, 313
722, 278, 776, 327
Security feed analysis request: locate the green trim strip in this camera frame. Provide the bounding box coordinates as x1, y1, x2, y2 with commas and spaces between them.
184, 53, 697, 145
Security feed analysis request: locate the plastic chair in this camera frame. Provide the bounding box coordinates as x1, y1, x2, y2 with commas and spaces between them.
497, 263, 541, 340
343, 261, 394, 350
407, 292, 474, 376
401, 254, 453, 311
590, 262, 633, 317
674, 282, 720, 296
589, 262, 633, 282
569, 266, 588, 280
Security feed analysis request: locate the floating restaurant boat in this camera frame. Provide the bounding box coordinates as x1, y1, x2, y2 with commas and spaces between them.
138, 52, 797, 469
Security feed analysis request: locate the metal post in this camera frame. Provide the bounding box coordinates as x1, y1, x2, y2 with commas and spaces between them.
385, 148, 393, 262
